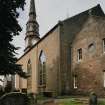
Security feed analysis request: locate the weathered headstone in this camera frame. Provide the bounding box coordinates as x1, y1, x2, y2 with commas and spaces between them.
0, 92, 29, 105
89, 92, 97, 105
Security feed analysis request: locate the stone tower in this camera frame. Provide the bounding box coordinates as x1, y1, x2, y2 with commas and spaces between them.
24, 0, 40, 52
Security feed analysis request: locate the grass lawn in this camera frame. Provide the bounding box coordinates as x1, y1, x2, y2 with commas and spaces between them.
58, 99, 84, 105
37, 94, 48, 100
36, 94, 105, 105
58, 98, 105, 105
98, 100, 105, 105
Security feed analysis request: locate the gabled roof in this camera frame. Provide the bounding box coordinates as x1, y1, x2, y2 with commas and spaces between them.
87, 4, 105, 16
60, 4, 105, 44
17, 4, 105, 61
63, 4, 105, 23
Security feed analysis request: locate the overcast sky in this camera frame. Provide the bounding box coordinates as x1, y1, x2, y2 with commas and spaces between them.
13, 0, 105, 58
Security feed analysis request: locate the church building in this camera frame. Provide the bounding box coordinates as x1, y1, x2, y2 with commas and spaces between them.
15, 0, 105, 96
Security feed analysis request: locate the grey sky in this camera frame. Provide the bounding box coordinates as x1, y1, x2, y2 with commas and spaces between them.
13, 0, 105, 57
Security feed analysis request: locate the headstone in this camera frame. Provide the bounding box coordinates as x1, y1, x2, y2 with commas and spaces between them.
0, 92, 29, 105
89, 92, 97, 105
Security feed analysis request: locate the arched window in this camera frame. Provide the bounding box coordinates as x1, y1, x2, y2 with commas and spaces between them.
88, 43, 95, 53
27, 59, 32, 91
39, 51, 46, 86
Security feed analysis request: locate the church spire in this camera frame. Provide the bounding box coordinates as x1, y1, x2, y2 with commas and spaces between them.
24, 0, 40, 52
29, 0, 36, 15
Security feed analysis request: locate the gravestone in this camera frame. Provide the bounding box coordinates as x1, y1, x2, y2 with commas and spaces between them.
89, 92, 97, 105
0, 92, 29, 105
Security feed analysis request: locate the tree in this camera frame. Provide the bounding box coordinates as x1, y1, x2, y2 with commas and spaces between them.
0, 0, 27, 78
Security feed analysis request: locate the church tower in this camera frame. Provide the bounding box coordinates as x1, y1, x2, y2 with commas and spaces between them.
24, 0, 40, 52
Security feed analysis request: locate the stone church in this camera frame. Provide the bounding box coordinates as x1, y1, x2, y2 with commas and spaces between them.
15, 0, 105, 96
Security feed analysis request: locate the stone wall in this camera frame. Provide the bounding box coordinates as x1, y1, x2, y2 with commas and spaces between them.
59, 13, 88, 94
16, 25, 60, 96
72, 16, 105, 96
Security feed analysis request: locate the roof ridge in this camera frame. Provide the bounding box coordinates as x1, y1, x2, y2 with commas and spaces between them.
62, 4, 104, 23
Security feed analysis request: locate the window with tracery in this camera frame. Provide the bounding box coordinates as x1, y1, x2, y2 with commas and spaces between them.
39, 51, 46, 86
27, 59, 32, 90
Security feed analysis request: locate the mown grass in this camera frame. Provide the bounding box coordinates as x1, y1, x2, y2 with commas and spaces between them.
58, 99, 83, 105
36, 94, 48, 100
98, 100, 105, 105
36, 94, 105, 105
59, 99, 105, 105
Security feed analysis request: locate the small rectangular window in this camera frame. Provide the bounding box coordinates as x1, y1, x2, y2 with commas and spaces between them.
74, 75, 77, 89
77, 48, 82, 61
103, 70, 105, 87
103, 38, 105, 53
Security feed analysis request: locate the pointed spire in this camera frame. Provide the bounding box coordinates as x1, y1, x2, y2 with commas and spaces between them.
24, 0, 40, 52
27, 0, 39, 37
29, 0, 36, 16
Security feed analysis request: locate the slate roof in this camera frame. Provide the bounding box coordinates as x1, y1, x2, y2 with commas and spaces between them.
63, 4, 105, 23
60, 4, 105, 43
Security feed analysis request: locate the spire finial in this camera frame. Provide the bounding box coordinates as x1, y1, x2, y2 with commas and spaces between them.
29, 0, 36, 16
